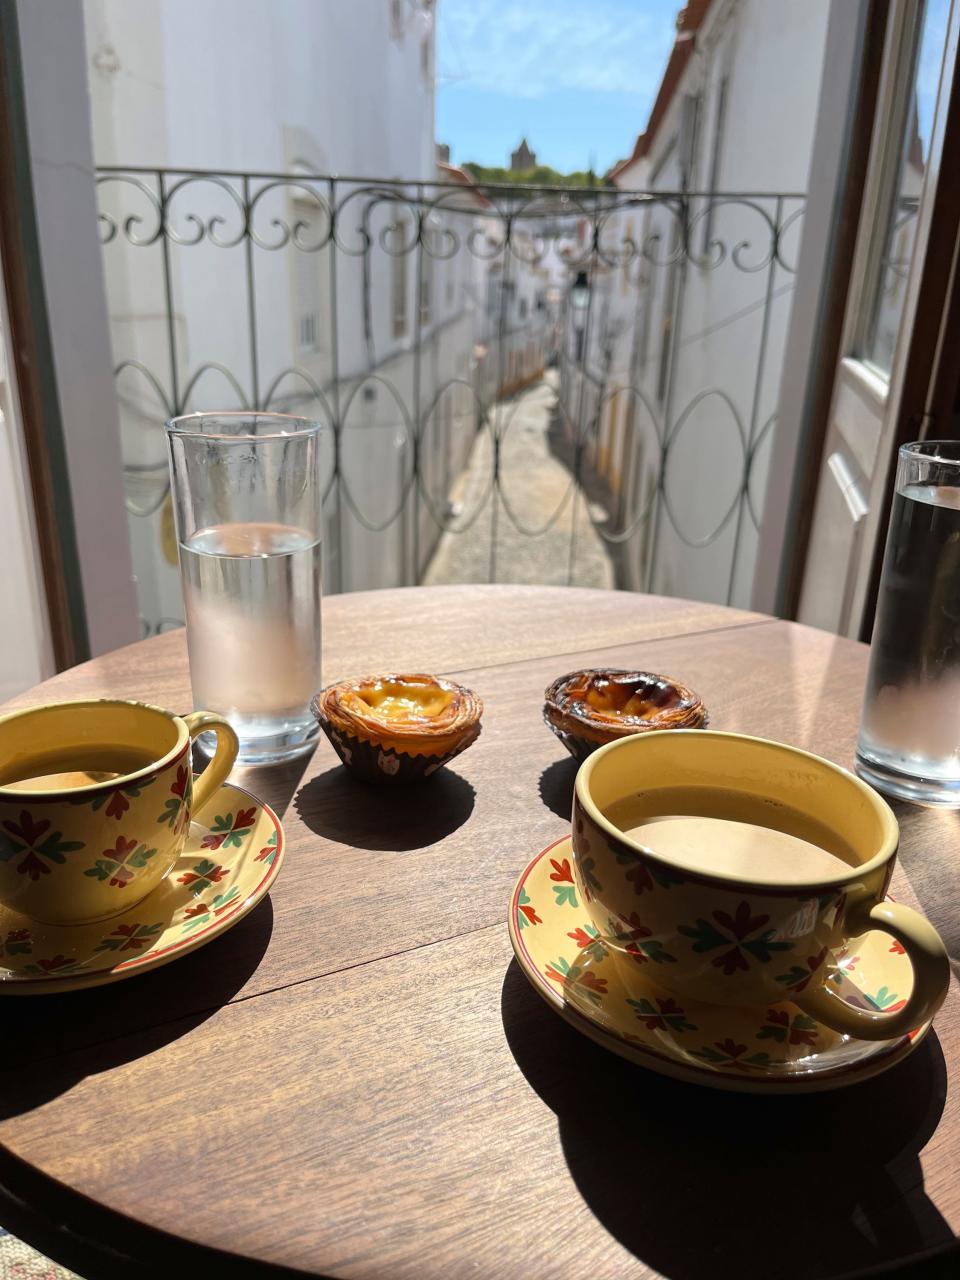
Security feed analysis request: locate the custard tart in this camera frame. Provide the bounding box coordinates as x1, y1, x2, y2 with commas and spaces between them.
313, 674, 483, 783
543, 668, 707, 762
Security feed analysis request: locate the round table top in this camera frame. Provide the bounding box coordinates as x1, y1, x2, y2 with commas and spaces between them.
1, 585, 958, 1280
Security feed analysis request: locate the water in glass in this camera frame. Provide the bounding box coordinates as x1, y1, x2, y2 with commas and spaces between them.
180, 521, 322, 764
857, 481, 960, 805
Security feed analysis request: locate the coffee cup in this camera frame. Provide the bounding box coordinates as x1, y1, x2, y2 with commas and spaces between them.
571, 729, 949, 1040
0, 700, 238, 924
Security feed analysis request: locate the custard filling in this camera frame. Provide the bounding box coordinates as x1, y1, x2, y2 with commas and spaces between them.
585, 680, 658, 718
579, 676, 674, 721
544, 668, 704, 741
348, 679, 455, 724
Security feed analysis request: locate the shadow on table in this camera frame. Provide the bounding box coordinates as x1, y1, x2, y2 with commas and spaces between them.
0, 1140, 315, 1280
196, 745, 316, 822
295, 764, 475, 851
0, 897, 274, 1120
890, 801, 960, 968
538, 755, 578, 821
500, 959, 954, 1280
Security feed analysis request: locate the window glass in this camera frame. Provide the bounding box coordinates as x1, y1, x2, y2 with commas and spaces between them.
861, 0, 950, 375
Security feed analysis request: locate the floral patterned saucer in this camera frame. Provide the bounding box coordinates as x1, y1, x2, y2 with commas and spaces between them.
0, 783, 282, 994
509, 837, 930, 1093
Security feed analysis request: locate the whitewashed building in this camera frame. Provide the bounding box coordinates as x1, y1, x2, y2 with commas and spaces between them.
84, 0, 827, 621
84, 0, 505, 629
564, 0, 831, 606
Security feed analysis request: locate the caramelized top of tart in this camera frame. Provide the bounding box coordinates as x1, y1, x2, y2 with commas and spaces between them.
315, 673, 483, 750
544, 668, 706, 740
344, 677, 456, 724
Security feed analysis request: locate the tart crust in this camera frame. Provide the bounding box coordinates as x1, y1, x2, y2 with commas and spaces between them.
314, 674, 483, 759
543, 668, 706, 752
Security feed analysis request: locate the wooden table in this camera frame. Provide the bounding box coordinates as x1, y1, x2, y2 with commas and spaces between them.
1, 585, 958, 1280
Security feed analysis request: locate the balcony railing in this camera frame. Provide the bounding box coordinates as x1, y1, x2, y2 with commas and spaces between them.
95, 168, 805, 633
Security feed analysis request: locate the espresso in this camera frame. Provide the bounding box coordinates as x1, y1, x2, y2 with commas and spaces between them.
604, 786, 858, 883
0, 746, 158, 792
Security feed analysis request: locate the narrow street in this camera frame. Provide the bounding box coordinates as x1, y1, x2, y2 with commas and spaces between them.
424, 373, 616, 588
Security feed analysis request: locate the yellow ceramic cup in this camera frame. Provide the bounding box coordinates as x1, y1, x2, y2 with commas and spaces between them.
0, 700, 238, 925
572, 729, 950, 1041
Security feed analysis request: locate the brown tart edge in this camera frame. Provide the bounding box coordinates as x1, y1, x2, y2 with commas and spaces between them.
313, 673, 483, 784
543, 667, 707, 763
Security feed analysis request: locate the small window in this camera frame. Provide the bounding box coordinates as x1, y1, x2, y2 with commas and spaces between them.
390, 0, 403, 40
419, 246, 433, 326
678, 93, 701, 185
636, 208, 653, 373
299, 311, 319, 352
421, 37, 430, 80
657, 261, 678, 404
519, 297, 528, 320
292, 228, 323, 355
487, 273, 500, 321
621, 217, 634, 296
392, 220, 408, 338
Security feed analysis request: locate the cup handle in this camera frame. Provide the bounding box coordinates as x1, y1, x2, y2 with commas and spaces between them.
793, 899, 950, 1041
182, 711, 240, 813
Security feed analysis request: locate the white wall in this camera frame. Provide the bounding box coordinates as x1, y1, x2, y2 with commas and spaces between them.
84, 0, 471, 624
602, 0, 831, 605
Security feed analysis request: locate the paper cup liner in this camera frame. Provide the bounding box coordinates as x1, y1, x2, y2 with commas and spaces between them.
543, 708, 710, 764
314, 712, 481, 785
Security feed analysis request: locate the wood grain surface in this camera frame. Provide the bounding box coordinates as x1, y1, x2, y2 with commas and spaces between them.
1, 585, 766, 715
0, 586, 957, 1280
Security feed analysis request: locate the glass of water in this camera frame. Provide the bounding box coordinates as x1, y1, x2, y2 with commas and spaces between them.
165, 412, 323, 765
857, 441, 960, 806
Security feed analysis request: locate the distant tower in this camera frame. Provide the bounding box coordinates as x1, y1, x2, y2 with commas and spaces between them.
510, 138, 536, 171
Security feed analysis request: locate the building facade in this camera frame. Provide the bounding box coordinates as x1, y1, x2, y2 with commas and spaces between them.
562, 0, 831, 606
85, 0, 505, 629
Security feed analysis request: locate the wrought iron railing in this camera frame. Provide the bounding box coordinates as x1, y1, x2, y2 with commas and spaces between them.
94, 167, 805, 631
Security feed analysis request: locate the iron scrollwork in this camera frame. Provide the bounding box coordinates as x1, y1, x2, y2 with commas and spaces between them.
96, 167, 805, 621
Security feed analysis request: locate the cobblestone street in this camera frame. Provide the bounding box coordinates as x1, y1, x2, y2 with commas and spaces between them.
424, 373, 615, 588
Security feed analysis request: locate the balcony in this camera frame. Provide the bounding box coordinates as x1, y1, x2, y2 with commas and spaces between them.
95, 168, 805, 635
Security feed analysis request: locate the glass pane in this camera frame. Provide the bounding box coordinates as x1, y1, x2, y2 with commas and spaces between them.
862, 0, 951, 375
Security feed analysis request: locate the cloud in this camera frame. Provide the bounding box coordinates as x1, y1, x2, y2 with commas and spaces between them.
438, 0, 676, 101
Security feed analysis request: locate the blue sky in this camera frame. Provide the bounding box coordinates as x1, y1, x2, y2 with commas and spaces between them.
436, 0, 678, 174
916, 0, 950, 154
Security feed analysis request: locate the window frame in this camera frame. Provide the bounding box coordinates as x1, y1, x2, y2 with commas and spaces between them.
850, 0, 936, 376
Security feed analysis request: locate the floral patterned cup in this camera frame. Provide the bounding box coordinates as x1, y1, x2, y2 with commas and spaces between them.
572, 730, 950, 1041
0, 700, 238, 924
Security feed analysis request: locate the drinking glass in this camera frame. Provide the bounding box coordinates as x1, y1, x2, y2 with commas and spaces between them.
856, 441, 960, 806
165, 411, 323, 765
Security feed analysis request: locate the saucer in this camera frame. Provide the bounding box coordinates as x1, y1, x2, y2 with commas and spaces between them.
0, 782, 283, 994
508, 837, 930, 1093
